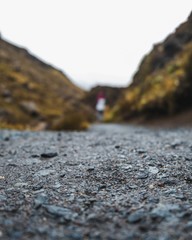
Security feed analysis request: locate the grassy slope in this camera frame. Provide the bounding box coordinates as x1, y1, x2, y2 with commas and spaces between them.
112, 12, 192, 122
0, 38, 92, 130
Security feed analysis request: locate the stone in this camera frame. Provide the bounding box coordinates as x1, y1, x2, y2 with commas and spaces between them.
1, 124, 192, 238
128, 184, 138, 189
31, 154, 40, 158
150, 203, 180, 220
52, 183, 62, 189
98, 185, 107, 191
59, 171, 66, 177
43, 205, 77, 221
115, 145, 120, 149
121, 164, 133, 170
137, 172, 148, 179
137, 149, 146, 154
2, 89, 11, 98
32, 183, 44, 191
15, 182, 28, 188
19, 101, 40, 117
148, 166, 159, 174
25, 158, 41, 165
34, 193, 49, 208
35, 169, 55, 177
6, 163, 18, 167
162, 179, 177, 186
184, 221, 192, 231
87, 213, 99, 222
127, 209, 146, 223
87, 166, 95, 171
41, 152, 58, 158
0, 194, 7, 201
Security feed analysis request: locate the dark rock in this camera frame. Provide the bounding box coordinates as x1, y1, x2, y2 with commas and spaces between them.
98, 185, 107, 191
87, 166, 95, 171
31, 154, 40, 158
6, 163, 18, 167
40, 152, 58, 158
57, 132, 62, 141
137, 149, 146, 154
8, 149, 17, 155
185, 175, 192, 183
148, 197, 159, 204
164, 39, 182, 57
161, 179, 177, 186
32, 183, 44, 191
115, 145, 120, 149
66, 162, 78, 166
175, 194, 186, 200
4, 136, 10, 141
59, 171, 66, 177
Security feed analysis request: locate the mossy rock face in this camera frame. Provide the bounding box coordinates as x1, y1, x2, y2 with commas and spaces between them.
112, 12, 192, 122
0, 38, 93, 130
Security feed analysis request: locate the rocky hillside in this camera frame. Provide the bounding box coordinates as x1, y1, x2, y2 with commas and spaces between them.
0, 37, 93, 130
112, 11, 192, 122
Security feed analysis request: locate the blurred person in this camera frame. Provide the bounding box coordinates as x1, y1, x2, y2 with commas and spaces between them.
96, 91, 106, 121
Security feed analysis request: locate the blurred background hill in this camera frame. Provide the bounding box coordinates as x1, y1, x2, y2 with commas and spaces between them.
110, 11, 192, 126
0, 38, 93, 130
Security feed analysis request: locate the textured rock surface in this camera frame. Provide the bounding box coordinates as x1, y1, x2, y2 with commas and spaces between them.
113, 12, 192, 121
0, 124, 192, 239
0, 38, 93, 130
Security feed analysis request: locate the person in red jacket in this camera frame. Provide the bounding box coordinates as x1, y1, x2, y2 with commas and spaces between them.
96, 91, 106, 121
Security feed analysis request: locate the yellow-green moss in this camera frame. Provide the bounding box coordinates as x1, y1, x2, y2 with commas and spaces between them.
112, 42, 192, 120
0, 38, 92, 130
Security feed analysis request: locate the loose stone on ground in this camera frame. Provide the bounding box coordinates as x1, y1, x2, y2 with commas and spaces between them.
0, 124, 192, 239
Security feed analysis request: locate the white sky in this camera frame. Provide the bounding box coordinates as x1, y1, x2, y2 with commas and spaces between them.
0, 0, 191, 90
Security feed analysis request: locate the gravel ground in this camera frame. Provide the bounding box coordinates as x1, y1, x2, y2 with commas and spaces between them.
1, 124, 192, 240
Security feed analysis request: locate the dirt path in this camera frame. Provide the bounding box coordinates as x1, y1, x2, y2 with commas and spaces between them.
0, 124, 192, 239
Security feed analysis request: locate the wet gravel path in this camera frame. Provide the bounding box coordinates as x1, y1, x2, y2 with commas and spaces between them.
1, 124, 192, 240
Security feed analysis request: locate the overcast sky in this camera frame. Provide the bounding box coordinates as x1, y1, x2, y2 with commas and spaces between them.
0, 0, 191, 89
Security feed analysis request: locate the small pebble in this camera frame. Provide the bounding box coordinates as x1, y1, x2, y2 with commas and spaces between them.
128, 209, 145, 223
41, 152, 58, 158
